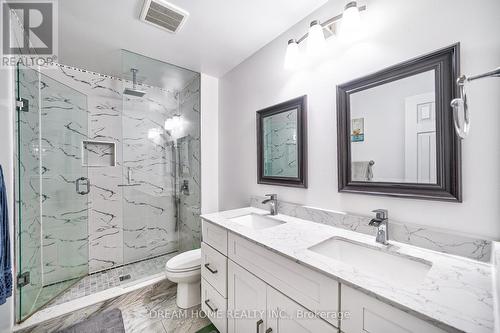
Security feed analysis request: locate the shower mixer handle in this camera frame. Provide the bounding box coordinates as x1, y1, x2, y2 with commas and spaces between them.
76, 177, 91, 195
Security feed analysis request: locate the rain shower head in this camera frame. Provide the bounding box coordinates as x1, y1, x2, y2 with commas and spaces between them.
123, 87, 146, 97
123, 68, 146, 97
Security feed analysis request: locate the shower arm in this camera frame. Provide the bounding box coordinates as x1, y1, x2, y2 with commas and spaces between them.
451, 67, 500, 139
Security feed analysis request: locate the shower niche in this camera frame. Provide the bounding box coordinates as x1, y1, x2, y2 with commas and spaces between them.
82, 141, 116, 167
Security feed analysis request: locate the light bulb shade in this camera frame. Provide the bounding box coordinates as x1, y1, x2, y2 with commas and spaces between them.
284, 39, 300, 70
307, 20, 325, 56
341, 1, 361, 37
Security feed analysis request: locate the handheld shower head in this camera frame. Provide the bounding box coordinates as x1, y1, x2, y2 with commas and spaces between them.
123, 68, 146, 97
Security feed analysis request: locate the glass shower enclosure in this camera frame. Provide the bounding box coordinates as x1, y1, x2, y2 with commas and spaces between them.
14, 51, 201, 322
15, 64, 90, 321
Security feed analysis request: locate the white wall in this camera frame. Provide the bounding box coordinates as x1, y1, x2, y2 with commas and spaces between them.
0, 67, 14, 333
219, 0, 500, 239
201, 74, 220, 213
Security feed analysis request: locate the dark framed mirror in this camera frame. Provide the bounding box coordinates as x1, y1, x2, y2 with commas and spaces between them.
336, 44, 462, 202
257, 95, 307, 188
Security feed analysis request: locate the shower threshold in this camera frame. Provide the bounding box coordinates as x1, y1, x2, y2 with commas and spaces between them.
15, 252, 177, 331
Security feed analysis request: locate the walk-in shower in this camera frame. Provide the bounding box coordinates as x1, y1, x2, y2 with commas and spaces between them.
14, 50, 201, 322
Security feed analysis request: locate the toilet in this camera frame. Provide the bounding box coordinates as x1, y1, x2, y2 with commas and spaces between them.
165, 248, 202, 309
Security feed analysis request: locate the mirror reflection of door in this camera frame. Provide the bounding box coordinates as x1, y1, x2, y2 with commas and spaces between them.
404, 93, 436, 183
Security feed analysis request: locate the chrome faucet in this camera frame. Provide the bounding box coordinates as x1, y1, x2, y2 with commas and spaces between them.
369, 209, 389, 245
262, 194, 278, 215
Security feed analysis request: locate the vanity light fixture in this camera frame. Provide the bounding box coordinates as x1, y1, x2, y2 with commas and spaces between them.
284, 39, 300, 70
307, 20, 326, 56
283, 2, 367, 70
340, 1, 361, 37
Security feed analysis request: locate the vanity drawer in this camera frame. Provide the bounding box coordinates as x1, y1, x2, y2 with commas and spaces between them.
228, 232, 339, 327
201, 242, 227, 297
202, 219, 228, 255
202, 278, 227, 333
341, 285, 446, 333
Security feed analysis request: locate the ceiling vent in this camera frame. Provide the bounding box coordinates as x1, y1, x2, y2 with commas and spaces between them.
140, 0, 189, 33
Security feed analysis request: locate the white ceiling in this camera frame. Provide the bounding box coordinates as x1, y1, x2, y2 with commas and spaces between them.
58, 0, 328, 80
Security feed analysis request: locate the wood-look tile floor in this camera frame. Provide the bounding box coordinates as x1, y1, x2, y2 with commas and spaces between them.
121, 282, 210, 333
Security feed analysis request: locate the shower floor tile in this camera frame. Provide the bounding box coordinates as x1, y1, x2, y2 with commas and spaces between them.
47, 253, 176, 307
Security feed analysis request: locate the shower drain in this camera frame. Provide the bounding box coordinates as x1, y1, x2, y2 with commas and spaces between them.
119, 274, 131, 282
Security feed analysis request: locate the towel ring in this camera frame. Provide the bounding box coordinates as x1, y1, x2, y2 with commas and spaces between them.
450, 67, 500, 139
450, 75, 470, 139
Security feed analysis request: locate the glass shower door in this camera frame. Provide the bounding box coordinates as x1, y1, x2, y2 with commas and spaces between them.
15, 65, 89, 322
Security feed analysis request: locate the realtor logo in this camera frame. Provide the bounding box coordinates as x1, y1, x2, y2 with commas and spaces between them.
1, 1, 57, 66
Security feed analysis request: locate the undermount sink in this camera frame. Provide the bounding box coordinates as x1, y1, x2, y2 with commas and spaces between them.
230, 213, 285, 230
308, 237, 432, 288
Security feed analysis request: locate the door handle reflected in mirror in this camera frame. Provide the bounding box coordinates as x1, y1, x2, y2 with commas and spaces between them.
265, 328, 272, 333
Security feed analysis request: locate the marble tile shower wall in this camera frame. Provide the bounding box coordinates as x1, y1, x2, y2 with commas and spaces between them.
38, 74, 89, 285
121, 81, 178, 264
36, 64, 201, 274
177, 77, 201, 251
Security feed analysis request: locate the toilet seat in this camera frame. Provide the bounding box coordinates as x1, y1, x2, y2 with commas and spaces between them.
166, 248, 201, 272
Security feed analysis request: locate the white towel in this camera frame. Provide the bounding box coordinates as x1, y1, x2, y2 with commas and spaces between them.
352, 161, 374, 181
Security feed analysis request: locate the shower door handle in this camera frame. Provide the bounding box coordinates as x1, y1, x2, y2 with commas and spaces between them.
76, 177, 91, 195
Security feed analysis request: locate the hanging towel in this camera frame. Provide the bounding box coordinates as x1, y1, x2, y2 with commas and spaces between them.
0, 165, 12, 305
352, 160, 375, 181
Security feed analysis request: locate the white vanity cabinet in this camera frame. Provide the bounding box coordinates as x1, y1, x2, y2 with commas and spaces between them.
201, 219, 446, 333
201, 221, 229, 333
227, 260, 267, 332
201, 219, 339, 333
340, 285, 447, 333
266, 281, 340, 333
228, 260, 338, 333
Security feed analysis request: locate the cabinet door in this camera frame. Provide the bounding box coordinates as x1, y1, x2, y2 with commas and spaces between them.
341, 285, 446, 333
228, 260, 267, 333
267, 286, 339, 333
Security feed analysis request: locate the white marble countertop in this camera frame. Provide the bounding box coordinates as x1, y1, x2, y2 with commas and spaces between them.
201, 207, 497, 333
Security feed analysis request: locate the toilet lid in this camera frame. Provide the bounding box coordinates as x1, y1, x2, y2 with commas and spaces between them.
166, 248, 201, 272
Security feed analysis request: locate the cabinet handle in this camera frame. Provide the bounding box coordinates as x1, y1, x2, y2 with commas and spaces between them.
265, 329, 272, 333
256, 319, 263, 333
204, 299, 218, 313
204, 263, 218, 274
